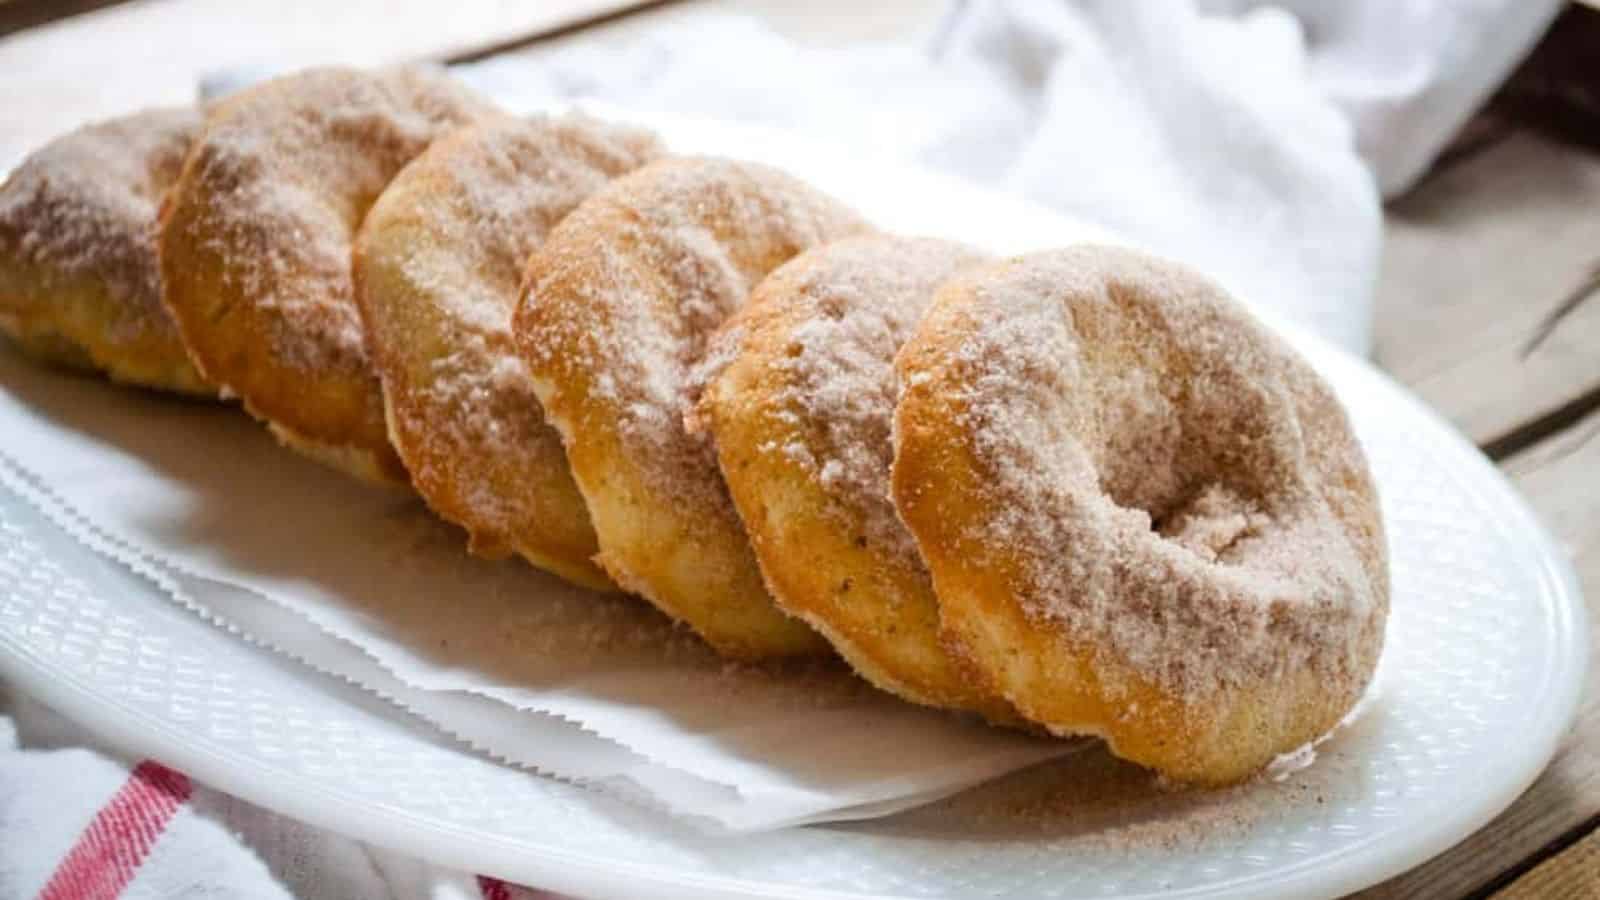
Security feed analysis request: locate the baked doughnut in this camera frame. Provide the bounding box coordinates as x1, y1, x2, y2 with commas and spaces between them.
892, 245, 1388, 783
698, 235, 1014, 717
353, 114, 662, 590
0, 107, 209, 393
514, 157, 869, 658
159, 66, 495, 484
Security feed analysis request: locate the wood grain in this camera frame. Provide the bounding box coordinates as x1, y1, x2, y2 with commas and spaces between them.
1378, 129, 1600, 453
0, 0, 130, 39
1353, 410, 1600, 899
1497, 823, 1600, 898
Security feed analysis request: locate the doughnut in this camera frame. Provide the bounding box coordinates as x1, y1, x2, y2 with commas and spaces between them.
0, 107, 209, 393
697, 235, 1014, 718
158, 66, 495, 484
891, 245, 1388, 783
514, 157, 870, 658
352, 114, 662, 590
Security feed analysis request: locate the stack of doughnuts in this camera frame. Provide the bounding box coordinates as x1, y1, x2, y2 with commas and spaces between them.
0, 65, 1388, 785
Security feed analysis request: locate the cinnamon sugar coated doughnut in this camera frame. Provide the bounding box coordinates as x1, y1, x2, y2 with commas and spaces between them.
353, 114, 661, 590
0, 107, 209, 393
891, 245, 1388, 783
514, 157, 870, 658
699, 235, 1014, 717
158, 66, 495, 484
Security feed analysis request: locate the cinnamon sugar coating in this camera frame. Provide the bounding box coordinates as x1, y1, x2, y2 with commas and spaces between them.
158, 66, 496, 484
514, 156, 870, 659
891, 245, 1388, 783
0, 107, 209, 393
354, 113, 661, 590
699, 234, 1014, 717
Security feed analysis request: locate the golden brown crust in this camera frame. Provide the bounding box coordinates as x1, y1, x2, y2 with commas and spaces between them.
0, 107, 209, 394
892, 245, 1388, 784
353, 114, 662, 590
700, 235, 1015, 718
514, 156, 870, 659
158, 66, 496, 483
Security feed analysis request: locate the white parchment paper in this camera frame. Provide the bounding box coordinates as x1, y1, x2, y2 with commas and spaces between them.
0, 349, 1072, 831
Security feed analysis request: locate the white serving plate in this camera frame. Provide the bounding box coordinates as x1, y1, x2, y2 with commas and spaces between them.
0, 112, 1587, 900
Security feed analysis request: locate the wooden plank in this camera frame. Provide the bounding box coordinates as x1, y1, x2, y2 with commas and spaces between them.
1353, 412, 1600, 899
0, 0, 130, 39
0, 0, 655, 169
1377, 129, 1600, 454
1496, 824, 1600, 899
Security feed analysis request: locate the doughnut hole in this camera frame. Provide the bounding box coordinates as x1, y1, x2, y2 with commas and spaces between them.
1065, 279, 1296, 565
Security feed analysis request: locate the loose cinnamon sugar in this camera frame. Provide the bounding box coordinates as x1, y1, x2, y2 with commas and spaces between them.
883, 690, 1379, 857
924, 246, 1386, 703
0, 107, 200, 345
883, 739, 1347, 855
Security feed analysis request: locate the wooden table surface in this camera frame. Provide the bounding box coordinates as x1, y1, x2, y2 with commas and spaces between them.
2, 2, 1596, 897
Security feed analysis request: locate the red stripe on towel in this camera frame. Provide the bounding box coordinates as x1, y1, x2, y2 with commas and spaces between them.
37, 761, 193, 900
477, 875, 514, 900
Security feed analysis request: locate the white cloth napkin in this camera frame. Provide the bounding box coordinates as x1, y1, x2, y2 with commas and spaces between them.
1, 689, 540, 900
2, 0, 1559, 897
457, 0, 1558, 354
